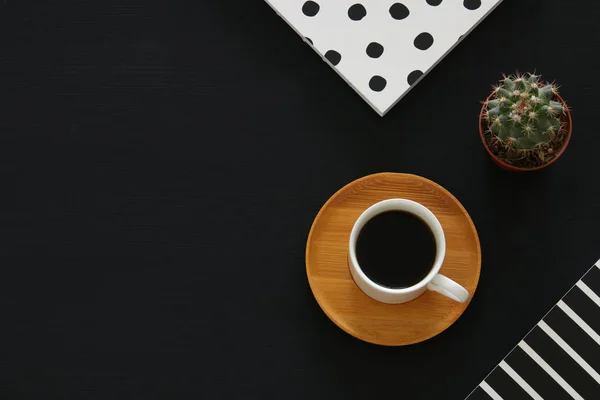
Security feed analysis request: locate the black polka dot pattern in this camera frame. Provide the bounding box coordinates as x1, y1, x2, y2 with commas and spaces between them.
407, 70, 423, 86
348, 4, 367, 21
302, 1, 320, 17
366, 42, 384, 58
463, 0, 481, 10
389, 3, 410, 20
324, 50, 341, 66
289, 0, 498, 109
414, 32, 434, 50
369, 76, 387, 92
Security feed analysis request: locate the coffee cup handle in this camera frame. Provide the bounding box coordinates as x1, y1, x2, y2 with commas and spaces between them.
426, 274, 469, 303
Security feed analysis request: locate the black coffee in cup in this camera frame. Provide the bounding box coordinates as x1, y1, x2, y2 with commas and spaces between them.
356, 211, 436, 289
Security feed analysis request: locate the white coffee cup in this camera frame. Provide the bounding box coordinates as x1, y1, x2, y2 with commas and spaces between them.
348, 199, 469, 304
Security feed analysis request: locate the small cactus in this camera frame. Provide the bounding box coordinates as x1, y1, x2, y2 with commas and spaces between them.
483, 72, 567, 151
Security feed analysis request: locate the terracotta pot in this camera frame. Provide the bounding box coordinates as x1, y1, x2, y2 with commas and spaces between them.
478, 92, 572, 172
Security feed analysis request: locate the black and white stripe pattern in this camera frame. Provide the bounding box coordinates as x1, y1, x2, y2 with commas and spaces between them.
467, 259, 600, 399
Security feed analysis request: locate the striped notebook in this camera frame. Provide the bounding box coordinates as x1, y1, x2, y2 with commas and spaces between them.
467, 259, 600, 400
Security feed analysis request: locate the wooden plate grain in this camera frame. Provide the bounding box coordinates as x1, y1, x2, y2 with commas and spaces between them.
306, 173, 481, 346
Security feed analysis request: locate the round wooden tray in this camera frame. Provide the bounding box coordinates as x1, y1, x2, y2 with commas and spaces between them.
306, 173, 481, 346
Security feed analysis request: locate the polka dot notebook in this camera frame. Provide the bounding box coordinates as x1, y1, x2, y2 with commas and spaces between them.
466, 259, 600, 400
265, 0, 503, 116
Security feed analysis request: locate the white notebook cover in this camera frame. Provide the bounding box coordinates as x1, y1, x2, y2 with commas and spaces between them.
265, 0, 503, 116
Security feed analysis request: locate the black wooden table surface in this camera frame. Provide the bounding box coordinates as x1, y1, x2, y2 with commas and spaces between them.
2, 1, 600, 398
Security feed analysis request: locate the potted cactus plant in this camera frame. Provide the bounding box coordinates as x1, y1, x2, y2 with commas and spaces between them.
479, 72, 572, 171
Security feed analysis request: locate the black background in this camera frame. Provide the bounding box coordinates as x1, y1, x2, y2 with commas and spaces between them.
1, 0, 599, 398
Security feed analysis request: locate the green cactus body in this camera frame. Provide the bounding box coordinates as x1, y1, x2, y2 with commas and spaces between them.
484, 73, 565, 151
